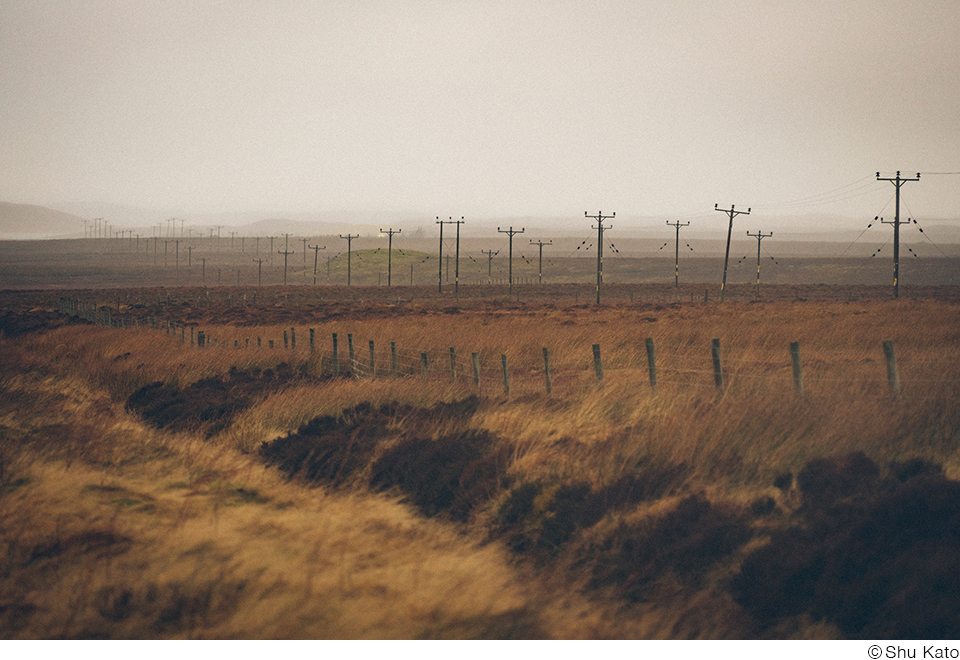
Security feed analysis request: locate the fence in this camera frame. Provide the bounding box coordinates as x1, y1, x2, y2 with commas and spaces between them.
56, 296, 928, 399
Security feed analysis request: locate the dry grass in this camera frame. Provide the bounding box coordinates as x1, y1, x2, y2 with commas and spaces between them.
2, 295, 959, 638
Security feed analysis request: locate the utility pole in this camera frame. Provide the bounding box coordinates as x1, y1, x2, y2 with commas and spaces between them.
308, 244, 326, 285
497, 226, 525, 294
278, 239, 294, 286
339, 234, 359, 285
301, 238, 309, 274
201, 257, 206, 286
877, 171, 921, 298
452, 217, 464, 295
186, 246, 194, 275
715, 204, 750, 302
746, 230, 773, 299
229, 231, 237, 250
481, 249, 497, 284
585, 211, 614, 304
380, 228, 401, 286
253, 257, 267, 286
529, 240, 553, 285
174, 239, 180, 271
436, 217, 456, 293
667, 220, 690, 288
214, 225, 223, 252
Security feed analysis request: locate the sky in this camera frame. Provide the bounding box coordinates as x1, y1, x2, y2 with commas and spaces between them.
1, 0, 959, 229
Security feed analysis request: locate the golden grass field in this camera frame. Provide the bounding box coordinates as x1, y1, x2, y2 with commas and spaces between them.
2, 287, 960, 639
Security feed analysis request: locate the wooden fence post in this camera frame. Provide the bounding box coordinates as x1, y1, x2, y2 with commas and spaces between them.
421, 352, 429, 379
369, 340, 376, 378
449, 347, 457, 381
543, 347, 552, 394
645, 338, 657, 391
348, 334, 355, 373
309, 328, 315, 353
501, 354, 510, 395
391, 342, 398, 377
712, 338, 724, 393
332, 333, 340, 375
790, 342, 803, 394
283, 330, 289, 349
290, 327, 296, 350
883, 340, 900, 395
593, 344, 603, 383
472, 352, 481, 386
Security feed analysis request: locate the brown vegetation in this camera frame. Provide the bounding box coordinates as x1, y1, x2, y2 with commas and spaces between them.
2, 285, 960, 638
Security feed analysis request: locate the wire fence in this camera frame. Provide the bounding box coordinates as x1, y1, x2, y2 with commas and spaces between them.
56, 296, 960, 402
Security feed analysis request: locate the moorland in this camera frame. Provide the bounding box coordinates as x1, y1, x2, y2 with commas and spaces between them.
2, 240, 960, 639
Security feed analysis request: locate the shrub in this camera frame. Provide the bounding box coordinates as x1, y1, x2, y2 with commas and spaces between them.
734, 455, 960, 638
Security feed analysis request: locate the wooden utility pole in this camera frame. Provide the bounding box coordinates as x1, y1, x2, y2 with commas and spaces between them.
529, 239, 552, 284
309, 244, 326, 285
380, 227, 401, 286
747, 230, 773, 299
877, 171, 921, 298
253, 258, 267, 286
666, 220, 690, 287
435, 217, 458, 293
585, 211, 614, 304
339, 234, 359, 285
715, 204, 750, 302
497, 226, 525, 294
278, 240, 294, 286
481, 249, 498, 284
453, 218, 464, 295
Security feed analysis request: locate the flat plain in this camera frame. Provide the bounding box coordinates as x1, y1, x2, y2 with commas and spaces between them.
2, 239, 960, 639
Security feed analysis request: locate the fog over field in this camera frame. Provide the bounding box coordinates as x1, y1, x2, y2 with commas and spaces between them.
1, 1, 959, 238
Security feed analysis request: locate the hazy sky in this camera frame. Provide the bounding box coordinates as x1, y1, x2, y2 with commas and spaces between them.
2, 0, 959, 226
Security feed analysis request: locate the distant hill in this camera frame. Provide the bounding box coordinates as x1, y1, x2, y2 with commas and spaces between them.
0, 202, 85, 239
